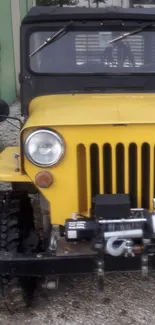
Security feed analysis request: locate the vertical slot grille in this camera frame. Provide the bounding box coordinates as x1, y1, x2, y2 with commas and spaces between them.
116, 143, 125, 194
103, 144, 112, 194
142, 143, 150, 209
77, 142, 153, 212
129, 143, 137, 208
90, 144, 99, 198
77, 144, 88, 212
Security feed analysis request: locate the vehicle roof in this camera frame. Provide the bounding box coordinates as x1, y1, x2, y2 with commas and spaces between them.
22, 6, 155, 24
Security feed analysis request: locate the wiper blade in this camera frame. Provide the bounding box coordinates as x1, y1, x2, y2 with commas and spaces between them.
109, 21, 155, 44
30, 20, 74, 58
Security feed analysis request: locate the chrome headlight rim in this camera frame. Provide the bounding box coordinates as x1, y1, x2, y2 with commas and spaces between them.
24, 128, 65, 168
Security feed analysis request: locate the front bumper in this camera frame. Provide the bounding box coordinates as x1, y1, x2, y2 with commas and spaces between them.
0, 238, 154, 277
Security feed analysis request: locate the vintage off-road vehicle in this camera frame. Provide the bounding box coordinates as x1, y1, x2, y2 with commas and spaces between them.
1, 5, 155, 310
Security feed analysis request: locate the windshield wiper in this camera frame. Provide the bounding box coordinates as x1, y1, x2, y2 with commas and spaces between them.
109, 21, 155, 44
30, 20, 74, 58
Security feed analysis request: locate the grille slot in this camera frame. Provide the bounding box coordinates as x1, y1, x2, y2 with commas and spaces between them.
129, 143, 137, 208
142, 143, 150, 209
77, 144, 88, 212
90, 144, 99, 198
116, 143, 125, 194
77, 142, 154, 212
103, 144, 112, 194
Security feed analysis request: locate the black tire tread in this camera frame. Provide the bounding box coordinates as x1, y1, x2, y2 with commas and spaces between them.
0, 192, 34, 312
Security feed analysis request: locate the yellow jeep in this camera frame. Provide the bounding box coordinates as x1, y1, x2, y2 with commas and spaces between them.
0, 5, 155, 311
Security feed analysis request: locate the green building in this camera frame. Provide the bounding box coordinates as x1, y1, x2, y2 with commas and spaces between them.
0, 0, 35, 104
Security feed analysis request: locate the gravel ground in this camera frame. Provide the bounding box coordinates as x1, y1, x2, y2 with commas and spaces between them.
0, 101, 155, 325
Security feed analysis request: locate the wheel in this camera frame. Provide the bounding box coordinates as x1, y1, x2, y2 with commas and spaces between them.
0, 191, 40, 312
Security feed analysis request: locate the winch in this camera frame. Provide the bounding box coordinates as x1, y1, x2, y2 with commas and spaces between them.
65, 194, 155, 265
64, 194, 155, 288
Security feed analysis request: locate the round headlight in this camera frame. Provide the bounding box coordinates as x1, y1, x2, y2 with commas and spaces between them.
25, 129, 65, 167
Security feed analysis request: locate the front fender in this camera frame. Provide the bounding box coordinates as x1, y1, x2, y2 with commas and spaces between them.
0, 147, 31, 183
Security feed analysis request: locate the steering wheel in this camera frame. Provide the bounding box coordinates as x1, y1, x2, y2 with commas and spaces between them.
102, 42, 135, 68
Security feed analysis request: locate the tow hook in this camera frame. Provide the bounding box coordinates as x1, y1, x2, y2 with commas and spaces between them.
106, 237, 135, 257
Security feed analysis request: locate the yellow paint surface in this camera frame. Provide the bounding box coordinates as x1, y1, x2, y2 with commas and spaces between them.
1, 93, 155, 225
0, 147, 31, 182
25, 93, 155, 128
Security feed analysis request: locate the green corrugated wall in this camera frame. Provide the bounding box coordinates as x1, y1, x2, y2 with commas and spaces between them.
20, 0, 34, 20
0, 0, 16, 104
0, 0, 34, 104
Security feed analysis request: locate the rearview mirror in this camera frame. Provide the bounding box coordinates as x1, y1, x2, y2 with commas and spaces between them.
0, 99, 9, 122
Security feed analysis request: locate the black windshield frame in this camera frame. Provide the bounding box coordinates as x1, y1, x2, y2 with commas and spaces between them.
20, 20, 155, 116
27, 20, 155, 76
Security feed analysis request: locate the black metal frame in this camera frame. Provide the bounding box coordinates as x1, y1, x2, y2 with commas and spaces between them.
20, 9, 155, 117
0, 201, 152, 278
0, 198, 154, 278
0, 232, 155, 277
0, 252, 155, 277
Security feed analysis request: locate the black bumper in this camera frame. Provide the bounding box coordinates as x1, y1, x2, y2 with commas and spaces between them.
0, 238, 154, 276
0, 254, 152, 276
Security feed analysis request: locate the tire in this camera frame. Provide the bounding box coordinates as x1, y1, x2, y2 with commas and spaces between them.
0, 191, 39, 312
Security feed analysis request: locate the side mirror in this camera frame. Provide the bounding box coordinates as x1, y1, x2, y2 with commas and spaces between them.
0, 99, 9, 122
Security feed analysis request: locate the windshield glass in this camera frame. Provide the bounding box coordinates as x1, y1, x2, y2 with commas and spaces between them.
30, 28, 155, 74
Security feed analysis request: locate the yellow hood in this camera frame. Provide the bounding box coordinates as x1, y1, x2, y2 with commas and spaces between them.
24, 93, 155, 129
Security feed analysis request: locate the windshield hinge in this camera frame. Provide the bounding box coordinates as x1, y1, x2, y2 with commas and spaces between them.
19, 73, 31, 83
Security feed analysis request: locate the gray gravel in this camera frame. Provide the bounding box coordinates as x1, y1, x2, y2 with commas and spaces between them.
0, 101, 154, 325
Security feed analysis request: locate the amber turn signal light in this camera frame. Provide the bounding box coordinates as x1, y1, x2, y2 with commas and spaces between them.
35, 171, 53, 188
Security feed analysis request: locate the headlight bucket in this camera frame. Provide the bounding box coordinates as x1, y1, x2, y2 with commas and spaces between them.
24, 129, 65, 167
